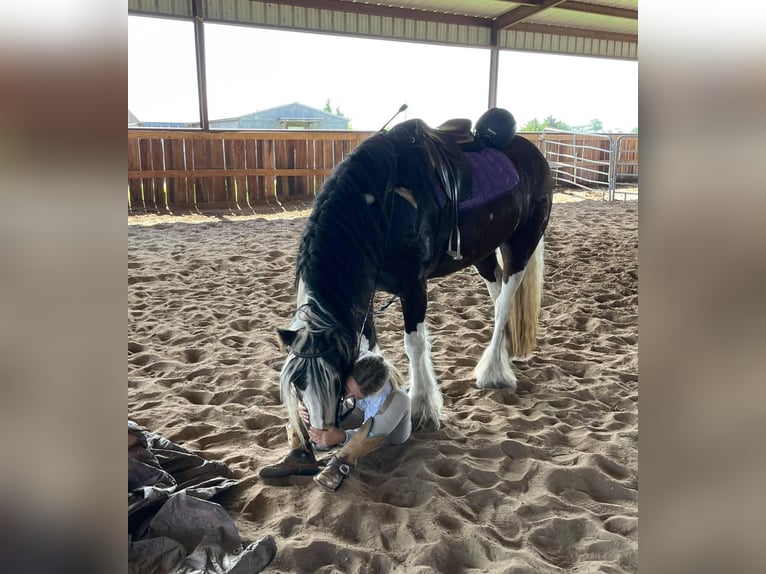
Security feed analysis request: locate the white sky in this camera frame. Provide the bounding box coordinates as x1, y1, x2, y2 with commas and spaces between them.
128, 15, 638, 132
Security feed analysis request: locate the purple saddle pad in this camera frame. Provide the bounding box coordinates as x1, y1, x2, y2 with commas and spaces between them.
460, 147, 519, 211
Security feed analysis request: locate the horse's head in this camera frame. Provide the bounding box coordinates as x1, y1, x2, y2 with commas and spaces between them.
277, 303, 356, 440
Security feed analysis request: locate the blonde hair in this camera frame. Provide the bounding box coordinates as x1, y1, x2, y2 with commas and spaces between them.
351, 353, 405, 396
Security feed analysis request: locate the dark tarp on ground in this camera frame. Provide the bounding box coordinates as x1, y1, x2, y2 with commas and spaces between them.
128, 421, 275, 574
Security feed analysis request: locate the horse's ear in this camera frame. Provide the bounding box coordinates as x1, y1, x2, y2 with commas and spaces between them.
277, 328, 298, 349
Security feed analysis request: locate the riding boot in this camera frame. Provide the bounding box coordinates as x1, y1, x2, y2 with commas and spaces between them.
313, 419, 386, 492
259, 422, 320, 478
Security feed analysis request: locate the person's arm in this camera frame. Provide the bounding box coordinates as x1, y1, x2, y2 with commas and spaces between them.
309, 384, 392, 447
339, 391, 387, 444
308, 425, 346, 448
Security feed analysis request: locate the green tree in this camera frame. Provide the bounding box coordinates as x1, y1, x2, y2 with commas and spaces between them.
322, 99, 346, 118
543, 115, 572, 131
521, 118, 544, 131
522, 116, 573, 131
588, 118, 604, 132
631, 126, 638, 133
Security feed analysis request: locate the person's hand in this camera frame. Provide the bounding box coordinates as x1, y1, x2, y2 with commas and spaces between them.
299, 403, 310, 425
308, 425, 345, 448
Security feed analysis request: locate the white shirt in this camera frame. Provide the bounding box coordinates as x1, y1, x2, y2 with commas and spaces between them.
343, 381, 393, 444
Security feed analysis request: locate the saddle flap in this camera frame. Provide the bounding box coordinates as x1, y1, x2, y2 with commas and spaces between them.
417, 122, 474, 203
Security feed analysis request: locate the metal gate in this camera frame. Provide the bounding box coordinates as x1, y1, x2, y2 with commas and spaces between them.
540, 128, 638, 200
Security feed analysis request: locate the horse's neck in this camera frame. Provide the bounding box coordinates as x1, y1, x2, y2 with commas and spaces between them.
298, 147, 393, 331
300, 228, 383, 333
301, 275, 374, 336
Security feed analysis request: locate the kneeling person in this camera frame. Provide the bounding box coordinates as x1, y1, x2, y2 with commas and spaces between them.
259, 353, 411, 492
311, 353, 411, 491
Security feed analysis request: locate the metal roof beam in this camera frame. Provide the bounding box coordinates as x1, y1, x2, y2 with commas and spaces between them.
559, 2, 638, 20
513, 21, 636, 43
260, 0, 488, 28
495, 0, 568, 31
498, 1, 548, 5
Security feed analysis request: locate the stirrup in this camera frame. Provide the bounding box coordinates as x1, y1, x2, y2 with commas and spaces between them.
446, 226, 462, 260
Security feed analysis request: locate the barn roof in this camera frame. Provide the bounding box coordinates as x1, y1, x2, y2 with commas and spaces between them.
128, 0, 637, 60
240, 102, 348, 122
128, 1, 637, 129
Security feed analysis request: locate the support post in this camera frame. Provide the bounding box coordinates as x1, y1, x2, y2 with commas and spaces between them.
193, 0, 209, 130
488, 25, 499, 109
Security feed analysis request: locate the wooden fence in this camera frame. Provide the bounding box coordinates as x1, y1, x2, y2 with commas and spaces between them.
128, 129, 374, 213
128, 130, 638, 213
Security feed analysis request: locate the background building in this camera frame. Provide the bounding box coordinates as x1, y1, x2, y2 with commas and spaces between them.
209, 102, 350, 130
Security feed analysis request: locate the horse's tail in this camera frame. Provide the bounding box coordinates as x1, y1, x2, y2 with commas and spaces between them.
506, 237, 544, 359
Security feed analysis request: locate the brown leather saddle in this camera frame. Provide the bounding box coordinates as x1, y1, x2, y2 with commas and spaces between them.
399, 118, 478, 260
420, 118, 475, 204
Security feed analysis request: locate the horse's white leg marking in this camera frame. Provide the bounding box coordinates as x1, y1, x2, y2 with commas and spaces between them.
483, 261, 503, 302
404, 322, 442, 428
474, 270, 525, 390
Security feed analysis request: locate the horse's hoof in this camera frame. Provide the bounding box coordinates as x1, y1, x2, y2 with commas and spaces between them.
409, 392, 443, 431
475, 378, 517, 392
416, 420, 441, 432
411, 412, 442, 432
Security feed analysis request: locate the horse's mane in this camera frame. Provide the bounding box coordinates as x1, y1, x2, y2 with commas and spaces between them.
296, 133, 397, 332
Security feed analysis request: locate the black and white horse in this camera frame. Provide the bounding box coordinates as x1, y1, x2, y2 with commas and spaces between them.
278, 109, 552, 436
